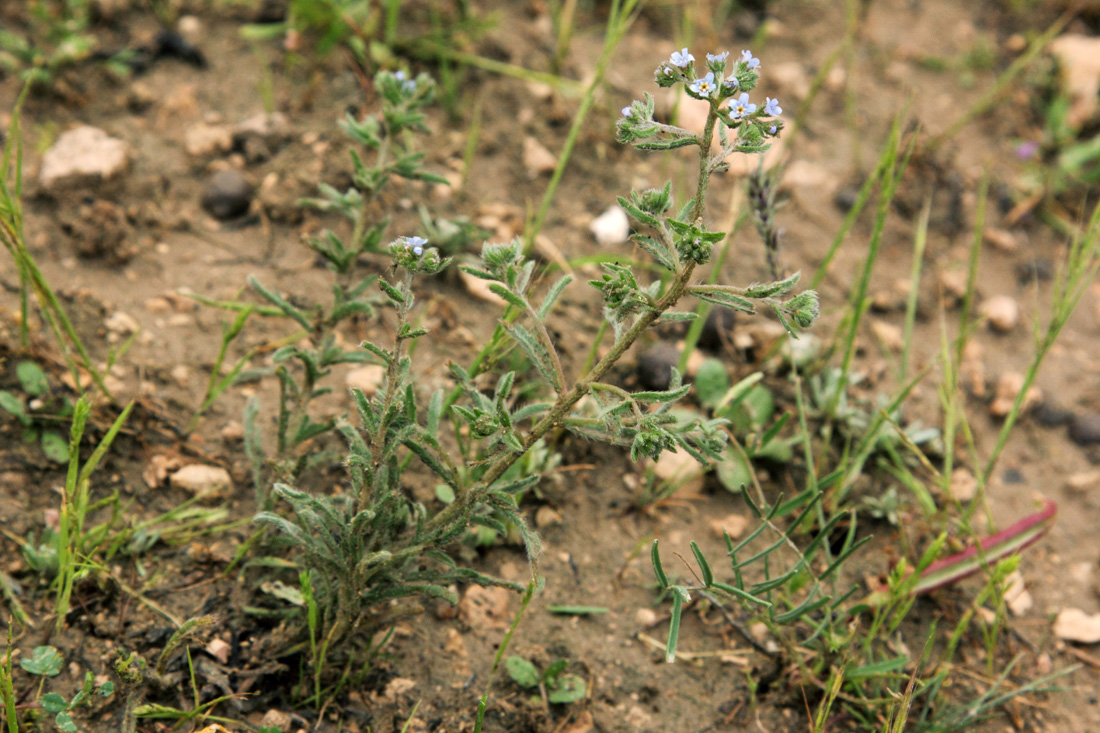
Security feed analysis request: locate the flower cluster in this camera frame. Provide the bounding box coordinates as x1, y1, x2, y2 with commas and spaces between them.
640, 46, 784, 144
388, 235, 449, 274
377, 68, 434, 108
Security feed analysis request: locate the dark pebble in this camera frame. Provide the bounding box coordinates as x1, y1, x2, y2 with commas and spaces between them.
1069, 412, 1100, 446
1015, 258, 1053, 285
1033, 401, 1073, 427
201, 170, 253, 220
636, 343, 680, 391
698, 307, 737, 351
1003, 468, 1025, 485
833, 185, 860, 212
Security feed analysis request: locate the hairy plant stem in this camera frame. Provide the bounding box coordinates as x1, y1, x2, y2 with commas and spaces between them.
360, 271, 414, 511
419, 102, 720, 541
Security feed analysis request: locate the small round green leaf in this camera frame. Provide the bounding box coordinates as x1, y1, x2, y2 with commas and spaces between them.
547, 673, 587, 704
21, 646, 63, 676
434, 484, 455, 504
40, 430, 70, 464
16, 361, 49, 397
715, 450, 753, 494
41, 692, 68, 713
55, 712, 78, 733
504, 655, 540, 688
0, 390, 28, 423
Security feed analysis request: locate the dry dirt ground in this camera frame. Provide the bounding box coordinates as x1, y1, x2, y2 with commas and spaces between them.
2, 0, 1100, 731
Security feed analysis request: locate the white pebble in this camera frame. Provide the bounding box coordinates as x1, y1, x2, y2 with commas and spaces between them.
589, 205, 631, 245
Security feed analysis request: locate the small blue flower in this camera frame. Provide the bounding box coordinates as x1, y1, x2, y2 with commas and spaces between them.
740, 49, 760, 69
730, 92, 757, 119
723, 76, 740, 91
689, 72, 718, 98
394, 70, 416, 93
768, 125, 778, 135
706, 51, 729, 65
763, 97, 782, 116
670, 47, 694, 68
622, 106, 634, 118
403, 236, 428, 255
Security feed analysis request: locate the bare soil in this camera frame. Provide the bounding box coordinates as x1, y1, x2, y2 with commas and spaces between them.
2, 1, 1099, 731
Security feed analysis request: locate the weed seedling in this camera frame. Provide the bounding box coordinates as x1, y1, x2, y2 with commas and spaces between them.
505, 655, 586, 706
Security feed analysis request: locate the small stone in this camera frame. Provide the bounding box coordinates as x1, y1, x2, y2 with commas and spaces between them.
258, 710, 292, 733
221, 421, 244, 442
205, 638, 231, 664
980, 295, 1019, 332
1053, 607, 1100, 644
458, 585, 511, 629
144, 453, 181, 488
1034, 401, 1073, 427
949, 468, 978, 502
1065, 470, 1100, 493
698, 308, 736, 351
177, 15, 203, 43
106, 311, 140, 335
559, 712, 595, 733
959, 341, 986, 398
834, 184, 861, 212
589, 205, 631, 245
535, 506, 562, 528
989, 372, 1040, 418
683, 348, 705, 378
871, 320, 904, 352
170, 364, 191, 388
1049, 34, 1100, 129
345, 365, 386, 397
185, 121, 234, 157
126, 81, 156, 112
40, 126, 131, 190
652, 448, 704, 494
938, 270, 968, 303
234, 112, 290, 142
145, 296, 172, 313
983, 227, 1018, 252
444, 627, 468, 658
170, 464, 232, 501
636, 343, 678, 391
1069, 412, 1100, 446
522, 137, 557, 178
1003, 570, 1032, 616
1016, 258, 1054, 284
200, 170, 252, 220
709, 513, 749, 539
635, 607, 658, 626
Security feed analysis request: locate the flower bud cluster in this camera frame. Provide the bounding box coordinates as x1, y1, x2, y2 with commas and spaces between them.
388, 236, 450, 275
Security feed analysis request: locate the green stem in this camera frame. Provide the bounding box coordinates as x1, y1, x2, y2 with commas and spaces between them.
474, 578, 538, 731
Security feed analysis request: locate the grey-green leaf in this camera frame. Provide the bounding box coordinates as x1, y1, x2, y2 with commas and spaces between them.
505, 655, 540, 688
21, 646, 63, 676
16, 361, 49, 396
